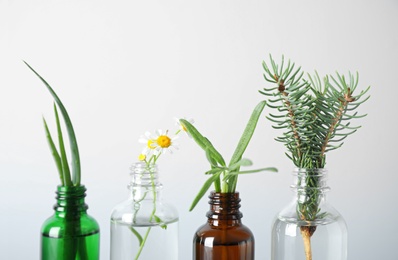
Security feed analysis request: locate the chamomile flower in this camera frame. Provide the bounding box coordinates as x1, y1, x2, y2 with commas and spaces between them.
152, 129, 178, 155
132, 121, 187, 258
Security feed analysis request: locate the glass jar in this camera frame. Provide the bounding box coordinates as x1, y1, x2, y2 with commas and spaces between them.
110, 162, 178, 260
41, 185, 100, 260
193, 191, 255, 260
271, 168, 347, 260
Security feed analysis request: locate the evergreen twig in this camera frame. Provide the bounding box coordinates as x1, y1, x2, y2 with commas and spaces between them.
260, 55, 370, 260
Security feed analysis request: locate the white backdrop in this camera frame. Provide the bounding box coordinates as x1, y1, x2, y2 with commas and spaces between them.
1, 0, 397, 259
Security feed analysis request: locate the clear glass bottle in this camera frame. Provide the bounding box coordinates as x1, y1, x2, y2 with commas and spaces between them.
41, 185, 100, 260
110, 162, 179, 260
271, 168, 347, 260
193, 191, 255, 260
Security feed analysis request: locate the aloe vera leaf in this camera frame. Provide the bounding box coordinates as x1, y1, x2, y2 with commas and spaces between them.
24, 61, 81, 185
54, 104, 72, 186
43, 117, 64, 185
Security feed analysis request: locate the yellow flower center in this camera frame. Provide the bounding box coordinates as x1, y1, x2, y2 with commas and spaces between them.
156, 135, 171, 148
147, 139, 155, 149
138, 154, 146, 161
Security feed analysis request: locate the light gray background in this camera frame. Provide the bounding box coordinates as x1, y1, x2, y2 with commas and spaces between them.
1, 0, 397, 259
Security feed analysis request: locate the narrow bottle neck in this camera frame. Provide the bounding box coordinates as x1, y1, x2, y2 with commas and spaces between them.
129, 162, 162, 201
54, 185, 88, 218
291, 168, 330, 211
291, 168, 329, 192
206, 191, 243, 226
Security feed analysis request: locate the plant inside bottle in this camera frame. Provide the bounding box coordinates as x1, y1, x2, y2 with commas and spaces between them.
180, 102, 277, 260
24, 62, 100, 260
42, 186, 100, 260
193, 192, 255, 260
272, 169, 348, 260
111, 125, 184, 259
260, 55, 370, 260
110, 162, 179, 260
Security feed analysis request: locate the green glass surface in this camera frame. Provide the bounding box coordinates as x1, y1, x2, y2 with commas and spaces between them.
41, 185, 100, 260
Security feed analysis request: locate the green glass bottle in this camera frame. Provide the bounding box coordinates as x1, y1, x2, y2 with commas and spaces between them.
41, 185, 100, 260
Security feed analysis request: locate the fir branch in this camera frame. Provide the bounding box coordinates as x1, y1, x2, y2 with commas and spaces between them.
260, 55, 370, 260
260, 56, 370, 169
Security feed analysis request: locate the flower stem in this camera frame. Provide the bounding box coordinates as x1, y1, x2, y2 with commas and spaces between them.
132, 165, 158, 260
134, 227, 152, 260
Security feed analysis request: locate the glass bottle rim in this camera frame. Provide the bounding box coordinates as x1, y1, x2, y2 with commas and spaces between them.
128, 161, 161, 188
293, 167, 327, 174
56, 185, 87, 197
291, 168, 330, 192
130, 161, 158, 174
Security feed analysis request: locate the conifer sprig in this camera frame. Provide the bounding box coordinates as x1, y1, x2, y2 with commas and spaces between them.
260, 55, 370, 260
260, 55, 370, 169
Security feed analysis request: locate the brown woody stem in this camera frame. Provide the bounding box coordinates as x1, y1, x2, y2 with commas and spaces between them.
276, 76, 302, 159
320, 88, 354, 164
300, 226, 316, 260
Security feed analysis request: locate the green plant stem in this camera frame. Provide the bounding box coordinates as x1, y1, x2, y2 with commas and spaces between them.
133, 164, 158, 260
134, 227, 152, 260
221, 175, 229, 193
214, 178, 221, 192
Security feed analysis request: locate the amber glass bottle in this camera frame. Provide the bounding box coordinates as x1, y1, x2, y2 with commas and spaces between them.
193, 191, 254, 260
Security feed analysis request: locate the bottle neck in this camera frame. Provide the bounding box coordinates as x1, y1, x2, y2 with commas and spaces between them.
129, 162, 162, 201
206, 191, 243, 226
54, 185, 88, 218
291, 168, 330, 222
291, 168, 330, 198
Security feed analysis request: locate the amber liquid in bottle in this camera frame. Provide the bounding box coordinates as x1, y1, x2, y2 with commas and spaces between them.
193, 192, 254, 260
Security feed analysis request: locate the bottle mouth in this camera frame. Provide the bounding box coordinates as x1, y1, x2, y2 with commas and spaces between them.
208, 192, 241, 205
291, 168, 330, 192
206, 191, 243, 219
54, 185, 88, 213
56, 185, 87, 197
291, 186, 331, 193
293, 168, 327, 175
130, 162, 158, 174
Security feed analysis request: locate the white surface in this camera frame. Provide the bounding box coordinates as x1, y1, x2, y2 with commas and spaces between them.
1, 0, 397, 259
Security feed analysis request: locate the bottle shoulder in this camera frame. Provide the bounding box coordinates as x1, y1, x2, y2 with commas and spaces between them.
110, 198, 179, 225
41, 213, 100, 237
194, 222, 254, 244
276, 200, 346, 226
195, 221, 253, 236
